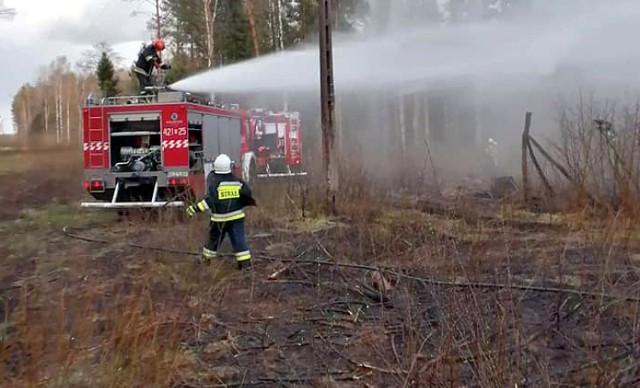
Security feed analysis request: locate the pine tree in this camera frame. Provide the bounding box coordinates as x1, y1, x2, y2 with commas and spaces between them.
96, 52, 119, 98
216, 0, 253, 64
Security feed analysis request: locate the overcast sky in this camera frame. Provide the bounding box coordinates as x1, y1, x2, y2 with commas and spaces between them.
0, 0, 156, 134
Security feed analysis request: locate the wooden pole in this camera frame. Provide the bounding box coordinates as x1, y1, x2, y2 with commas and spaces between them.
522, 112, 532, 204
319, 0, 338, 214
155, 0, 161, 38
527, 139, 554, 196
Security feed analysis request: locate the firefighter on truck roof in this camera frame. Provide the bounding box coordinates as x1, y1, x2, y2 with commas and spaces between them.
185, 154, 256, 270
132, 38, 170, 94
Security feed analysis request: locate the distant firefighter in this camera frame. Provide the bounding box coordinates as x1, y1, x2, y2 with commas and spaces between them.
485, 137, 498, 168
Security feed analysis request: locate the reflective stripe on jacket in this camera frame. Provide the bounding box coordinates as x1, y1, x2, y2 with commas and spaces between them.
197, 173, 253, 223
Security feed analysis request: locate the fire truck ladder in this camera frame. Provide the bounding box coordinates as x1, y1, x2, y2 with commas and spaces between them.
87, 106, 106, 168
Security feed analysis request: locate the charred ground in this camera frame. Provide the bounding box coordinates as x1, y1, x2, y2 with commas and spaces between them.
2, 145, 640, 387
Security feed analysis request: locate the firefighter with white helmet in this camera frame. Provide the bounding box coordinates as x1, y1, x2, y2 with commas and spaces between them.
185, 154, 256, 270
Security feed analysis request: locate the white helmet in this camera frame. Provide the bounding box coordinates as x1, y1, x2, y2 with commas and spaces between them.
213, 154, 232, 174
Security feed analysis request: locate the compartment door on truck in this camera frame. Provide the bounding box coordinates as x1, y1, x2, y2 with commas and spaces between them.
202, 114, 242, 185
203, 114, 219, 183
218, 116, 241, 162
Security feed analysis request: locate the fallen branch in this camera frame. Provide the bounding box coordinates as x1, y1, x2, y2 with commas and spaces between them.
265, 279, 315, 287
268, 263, 294, 280
281, 259, 640, 303
394, 271, 640, 303
256, 370, 370, 384
318, 330, 408, 375
189, 370, 370, 387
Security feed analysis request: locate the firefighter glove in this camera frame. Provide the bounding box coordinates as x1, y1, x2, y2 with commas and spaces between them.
160, 63, 171, 70
185, 205, 197, 218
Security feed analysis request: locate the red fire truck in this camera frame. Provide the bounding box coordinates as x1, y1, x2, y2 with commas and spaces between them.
248, 109, 305, 178
81, 91, 306, 209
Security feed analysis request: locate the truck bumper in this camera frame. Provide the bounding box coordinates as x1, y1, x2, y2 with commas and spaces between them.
80, 178, 186, 209
80, 201, 185, 209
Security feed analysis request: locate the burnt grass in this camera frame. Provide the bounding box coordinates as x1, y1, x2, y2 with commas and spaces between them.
2, 149, 640, 386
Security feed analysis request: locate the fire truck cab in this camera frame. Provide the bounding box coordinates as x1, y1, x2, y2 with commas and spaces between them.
81, 91, 305, 209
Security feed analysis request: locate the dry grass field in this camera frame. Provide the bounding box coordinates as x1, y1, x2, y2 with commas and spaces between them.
2, 140, 640, 387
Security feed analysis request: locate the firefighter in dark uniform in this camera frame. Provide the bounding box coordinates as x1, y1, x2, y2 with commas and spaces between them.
185, 154, 256, 270
132, 38, 170, 94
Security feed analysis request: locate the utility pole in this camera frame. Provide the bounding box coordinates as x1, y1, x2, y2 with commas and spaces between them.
319, 0, 338, 214
155, 0, 161, 38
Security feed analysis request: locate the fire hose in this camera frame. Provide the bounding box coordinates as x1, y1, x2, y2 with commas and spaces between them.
58, 226, 640, 303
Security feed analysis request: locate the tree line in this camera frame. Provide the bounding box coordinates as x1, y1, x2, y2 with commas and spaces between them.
159, 0, 372, 84
10, 44, 133, 142
9, 0, 523, 140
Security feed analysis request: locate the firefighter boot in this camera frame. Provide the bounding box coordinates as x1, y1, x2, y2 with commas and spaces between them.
237, 259, 252, 271
201, 247, 216, 266
195, 255, 212, 266
194, 255, 212, 266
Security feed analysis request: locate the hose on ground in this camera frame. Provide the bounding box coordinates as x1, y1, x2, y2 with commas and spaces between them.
60, 226, 640, 303
62, 225, 201, 256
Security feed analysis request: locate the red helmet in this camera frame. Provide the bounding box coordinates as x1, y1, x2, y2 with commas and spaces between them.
153, 38, 165, 51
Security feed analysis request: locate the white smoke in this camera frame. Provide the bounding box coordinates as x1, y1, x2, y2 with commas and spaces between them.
171, 0, 640, 96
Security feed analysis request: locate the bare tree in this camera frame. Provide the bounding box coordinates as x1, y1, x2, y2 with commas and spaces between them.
203, 0, 220, 67
244, 0, 260, 57
264, 0, 285, 52
56, 79, 62, 143
124, 0, 163, 38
